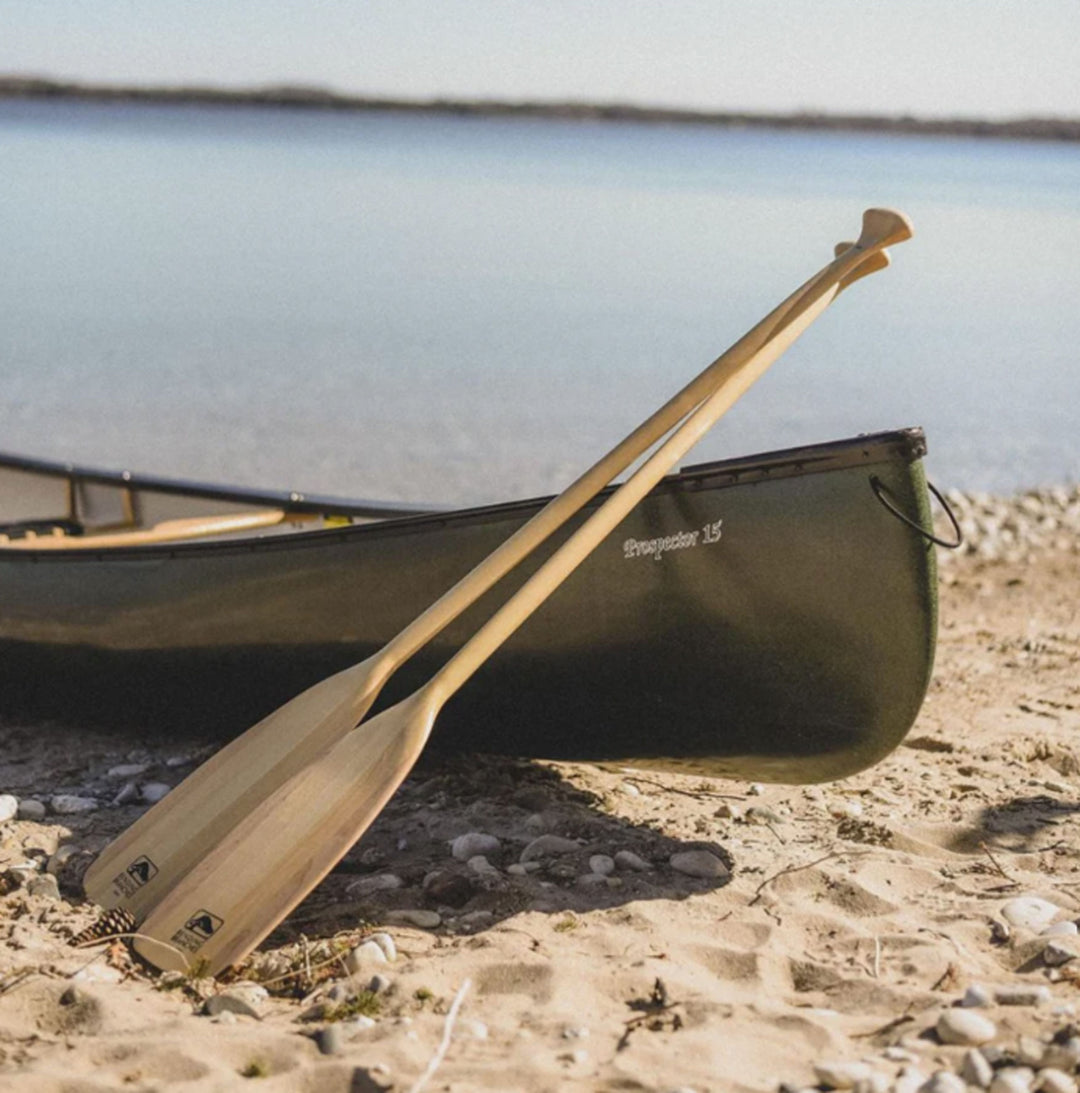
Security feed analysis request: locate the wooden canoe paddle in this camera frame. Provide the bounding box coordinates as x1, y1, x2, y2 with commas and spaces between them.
84, 209, 909, 923
128, 210, 910, 974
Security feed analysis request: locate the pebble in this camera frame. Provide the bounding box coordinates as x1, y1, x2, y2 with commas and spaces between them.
995, 985, 1051, 1006
827, 800, 863, 820
382, 909, 441, 929
1039, 1070, 1079, 1093
614, 850, 650, 872
467, 855, 499, 875
317, 1024, 345, 1055
27, 874, 60, 900
17, 799, 46, 821
812, 1060, 874, 1088
1044, 939, 1079, 967
1001, 897, 1061, 933
962, 984, 993, 1008
0, 795, 18, 822
345, 941, 388, 973
49, 794, 98, 814
669, 850, 730, 880
893, 1069, 929, 1093
451, 832, 501, 861
589, 854, 615, 876
988, 1069, 1034, 1093
422, 871, 475, 907
107, 763, 151, 778
368, 933, 397, 962
959, 1049, 994, 1088
520, 835, 581, 862
936, 1008, 997, 1045
1016, 1036, 1046, 1067
139, 782, 171, 804
1042, 1039, 1080, 1071
367, 974, 392, 994
204, 984, 267, 1020
576, 873, 608, 888
920, 1072, 967, 1093
346, 873, 404, 897
1043, 921, 1079, 937
112, 782, 140, 806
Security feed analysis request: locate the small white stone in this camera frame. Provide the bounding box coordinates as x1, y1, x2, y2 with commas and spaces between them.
140, 782, 171, 804
894, 1069, 929, 1093
962, 983, 993, 1008
959, 1049, 994, 1088
828, 800, 863, 820
107, 763, 151, 778
1045, 940, 1079, 967
451, 832, 501, 861
614, 850, 650, 872
345, 941, 388, 974
988, 1068, 1034, 1093
465, 1020, 488, 1040
520, 835, 581, 862
747, 783, 763, 796
49, 794, 98, 814
919, 1071, 967, 1093
382, 909, 440, 929
368, 932, 396, 962
1015, 1036, 1046, 1067
669, 850, 730, 880
1001, 897, 1061, 932
0, 795, 19, 822
936, 1008, 997, 1045
812, 1059, 873, 1088
621, 782, 641, 796
1038, 1069, 1079, 1093
16, 799, 46, 821
1042, 921, 1079, 937
346, 874, 404, 897
588, 854, 615, 876
467, 855, 499, 875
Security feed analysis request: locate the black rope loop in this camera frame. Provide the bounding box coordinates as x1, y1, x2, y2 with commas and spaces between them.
869, 475, 963, 549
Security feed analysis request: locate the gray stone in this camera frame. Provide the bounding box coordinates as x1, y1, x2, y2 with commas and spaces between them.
960, 1049, 994, 1088
588, 854, 615, 876
204, 984, 267, 1020
345, 941, 388, 974
962, 983, 992, 1007
27, 873, 61, 900
107, 763, 151, 779
382, 908, 441, 929
345, 873, 404, 897
669, 850, 730, 880
0, 795, 18, 822
467, 854, 499, 875
49, 794, 99, 815
520, 835, 582, 862
936, 1007, 997, 1045
1044, 939, 1079, 966
368, 932, 397, 962
367, 974, 392, 994
139, 782, 171, 804
15, 799, 46, 822
995, 985, 1051, 1006
1042, 921, 1079, 937
316, 1024, 345, 1055
614, 850, 651, 872
451, 832, 501, 861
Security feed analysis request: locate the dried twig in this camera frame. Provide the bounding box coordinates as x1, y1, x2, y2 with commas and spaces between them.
408, 978, 471, 1093
622, 776, 744, 801
979, 841, 1019, 885
748, 850, 869, 906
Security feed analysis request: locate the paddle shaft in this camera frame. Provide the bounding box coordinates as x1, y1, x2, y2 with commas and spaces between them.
365, 210, 912, 705
133, 216, 907, 975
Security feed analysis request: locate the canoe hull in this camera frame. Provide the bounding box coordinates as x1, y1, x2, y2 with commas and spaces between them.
0, 430, 938, 782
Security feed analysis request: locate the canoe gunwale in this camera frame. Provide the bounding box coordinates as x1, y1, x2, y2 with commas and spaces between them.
0, 427, 928, 564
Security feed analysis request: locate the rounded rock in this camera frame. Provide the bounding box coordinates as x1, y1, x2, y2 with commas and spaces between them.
520, 835, 582, 862
451, 833, 501, 861
346, 873, 404, 897
936, 1008, 997, 1046
345, 941, 388, 974
588, 854, 615, 876
669, 850, 730, 880
1001, 897, 1060, 933
988, 1069, 1034, 1093
812, 1059, 874, 1088
1044, 939, 1079, 967
368, 932, 397, 962
382, 909, 441, 929
1038, 1070, 1079, 1093
16, 799, 46, 822
919, 1072, 967, 1093
317, 1024, 345, 1055
962, 983, 992, 1008
49, 795, 99, 815
140, 782, 172, 804
0, 795, 19, 823
467, 855, 499, 875
614, 850, 650, 872
995, 985, 1051, 1006
959, 1049, 994, 1088
28, 874, 61, 900
1042, 921, 1079, 937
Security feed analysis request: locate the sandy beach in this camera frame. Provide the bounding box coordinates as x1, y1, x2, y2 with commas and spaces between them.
1, 489, 1078, 1092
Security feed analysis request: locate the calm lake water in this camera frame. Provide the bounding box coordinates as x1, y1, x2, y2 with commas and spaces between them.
3, 99, 1078, 502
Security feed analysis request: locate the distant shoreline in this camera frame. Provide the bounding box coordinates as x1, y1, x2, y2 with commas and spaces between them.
2, 76, 1079, 143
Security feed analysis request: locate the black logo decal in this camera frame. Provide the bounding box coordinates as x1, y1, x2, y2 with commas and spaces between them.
126, 856, 158, 886
184, 910, 224, 940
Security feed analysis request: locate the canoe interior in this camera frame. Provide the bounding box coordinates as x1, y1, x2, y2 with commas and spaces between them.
0, 430, 938, 783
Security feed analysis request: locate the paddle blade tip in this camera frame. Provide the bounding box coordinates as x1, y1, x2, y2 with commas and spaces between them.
858, 208, 914, 249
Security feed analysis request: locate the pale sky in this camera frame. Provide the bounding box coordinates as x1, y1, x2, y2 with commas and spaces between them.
2, 0, 1079, 120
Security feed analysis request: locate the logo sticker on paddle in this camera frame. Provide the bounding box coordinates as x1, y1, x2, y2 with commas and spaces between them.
170, 909, 224, 954
110, 855, 159, 898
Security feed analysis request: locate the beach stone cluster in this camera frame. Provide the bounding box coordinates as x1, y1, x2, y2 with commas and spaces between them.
940, 486, 1080, 563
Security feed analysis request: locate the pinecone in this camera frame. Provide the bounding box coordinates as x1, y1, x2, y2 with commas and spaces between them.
70, 907, 137, 947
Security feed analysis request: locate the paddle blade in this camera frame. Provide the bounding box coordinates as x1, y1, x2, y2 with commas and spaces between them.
133, 691, 438, 975
855, 207, 913, 250
83, 657, 384, 919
